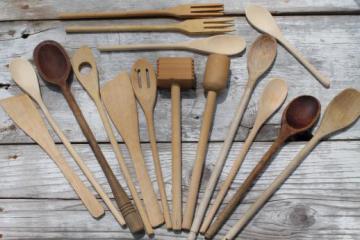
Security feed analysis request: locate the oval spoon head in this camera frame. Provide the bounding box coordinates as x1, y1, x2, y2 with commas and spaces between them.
247, 34, 277, 83
245, 5, 283, 38
190, 35, 246, 56
33, 40, 72, 89
281, 95, 321, 138
9, 58, 43, 103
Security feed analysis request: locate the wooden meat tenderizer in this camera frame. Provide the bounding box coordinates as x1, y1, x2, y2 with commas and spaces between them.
183, 54, 230, 230
157, 57, 195, 230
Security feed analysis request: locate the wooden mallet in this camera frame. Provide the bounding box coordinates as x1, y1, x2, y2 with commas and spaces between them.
157, 57, 195, 230
183, 54, 230, 230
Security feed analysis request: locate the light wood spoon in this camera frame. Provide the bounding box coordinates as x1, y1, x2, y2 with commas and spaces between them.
98, 35, 246, 56
224, 88, 360, 240
205, 95, 321, 239
199, 78, 288, 237
0, 94, 104, 218
131, 59, 172, 229
194, 34, 277, 236
8, 58, 104, 218
101, 71, 164, 227
71, 46, 153, 235
33, 40, 143, 233
245, 5, 330, 88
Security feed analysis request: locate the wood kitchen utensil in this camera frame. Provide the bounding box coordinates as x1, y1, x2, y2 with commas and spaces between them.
157, 57, 196, 230
245, 5, 330, 88
205, 95, 321, 239
224, 88, 360, 240
0, 94, 104, 218
8, 58, 104, 218
183, 54, 230, 230
60, 3, 224, 19
71, 46, 153, 235
198, 78, 288, 238
66, 17, 234, 35
101, 72, 164, 227
131, 59, 172, 229
33, 40, 144, 233
193, 34, 277, 236
98, 35, 246, 56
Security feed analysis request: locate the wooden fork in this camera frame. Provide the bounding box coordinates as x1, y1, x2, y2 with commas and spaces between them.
66, 18, 234, 35
59, 3, 224, 19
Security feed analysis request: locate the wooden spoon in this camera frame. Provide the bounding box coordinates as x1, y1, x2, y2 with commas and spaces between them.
101, 71, 164, 227
199, 78, 288, 237
224, 88, 360, 240
8, 58, 104, 218
71, 46, 153, 235
33, 40, 143, 233
205, 95, 321, 239
98, 35, 246, 56
245, 5, 330, 88
131, 59, 172, 229
195, 34, 277, 235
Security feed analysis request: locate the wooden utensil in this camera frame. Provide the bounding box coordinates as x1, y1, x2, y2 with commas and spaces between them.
71, 46, 153, 235
245, 5, 330, 88
66, 18, 234, 35
33, 40, 143, 233
157, 57, 196, 230
183, 54, 230, 230
59, 3, 224, 19
0, 94, 104, 218
198, 78, 288, 237
98, 35, 246, 56
193, 34, 277, 235
131, 59, 172, 229
8, 58, 104, 218
205, 95, 321, 239
224, 88, 360, 240
101, 72, 164, 227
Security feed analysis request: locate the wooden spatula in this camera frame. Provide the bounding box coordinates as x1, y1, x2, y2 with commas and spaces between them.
0, 94, 104, 218
101, 72, 164, 227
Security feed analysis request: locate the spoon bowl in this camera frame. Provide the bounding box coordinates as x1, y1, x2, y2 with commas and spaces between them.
245, 5, 282, 37
33, 40, 72, 87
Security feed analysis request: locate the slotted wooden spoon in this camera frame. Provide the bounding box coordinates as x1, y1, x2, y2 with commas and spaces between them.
131, 59, 172, 229
224, 88, 360, 240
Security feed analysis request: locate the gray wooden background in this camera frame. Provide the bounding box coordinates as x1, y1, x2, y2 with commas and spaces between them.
0, 0, 360, 239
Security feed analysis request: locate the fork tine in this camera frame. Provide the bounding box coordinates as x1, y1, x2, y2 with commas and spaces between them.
203, 27, 235, 33
204, 23, 235, 28
191, 8, 224, 13
191, 12, 224, 16
202, 17, 234, 23
190, 4, 223, 8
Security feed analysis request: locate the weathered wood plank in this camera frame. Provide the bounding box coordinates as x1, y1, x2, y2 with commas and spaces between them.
0, 141, 359, 239
0, 0, 359, 21
0, 16, 359, 143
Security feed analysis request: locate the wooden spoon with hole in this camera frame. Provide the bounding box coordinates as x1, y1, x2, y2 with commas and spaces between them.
224, 88, 360, 240
8, 58, 104, 218
71, 46, 153, 235
198, 78, 288, 238
131, 59, 172, 229
196, 34, 277, 235
205, 95, 321, 239
33, 40, 143, 233
245, 5, 330, 88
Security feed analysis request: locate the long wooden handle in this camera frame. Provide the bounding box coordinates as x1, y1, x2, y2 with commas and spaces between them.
95, 100, 153, 235
190, 86, 253, 236
59, 9, 171, 20
183, 91, 217, 230
200, 123, 260, 233
278, 37, 330, 88
66, 23, 179, 33
223, 136, 319, 240
61, 88, 142, 233
146, 113, 172, 229
98, 42, 187, 52
205, 137, 286, 239
126, 143, 164, 227
171, 83, 182, 230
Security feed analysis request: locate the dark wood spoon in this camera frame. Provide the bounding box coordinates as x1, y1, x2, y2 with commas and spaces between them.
204, 95, 321, 239
33, 40, 144, 234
